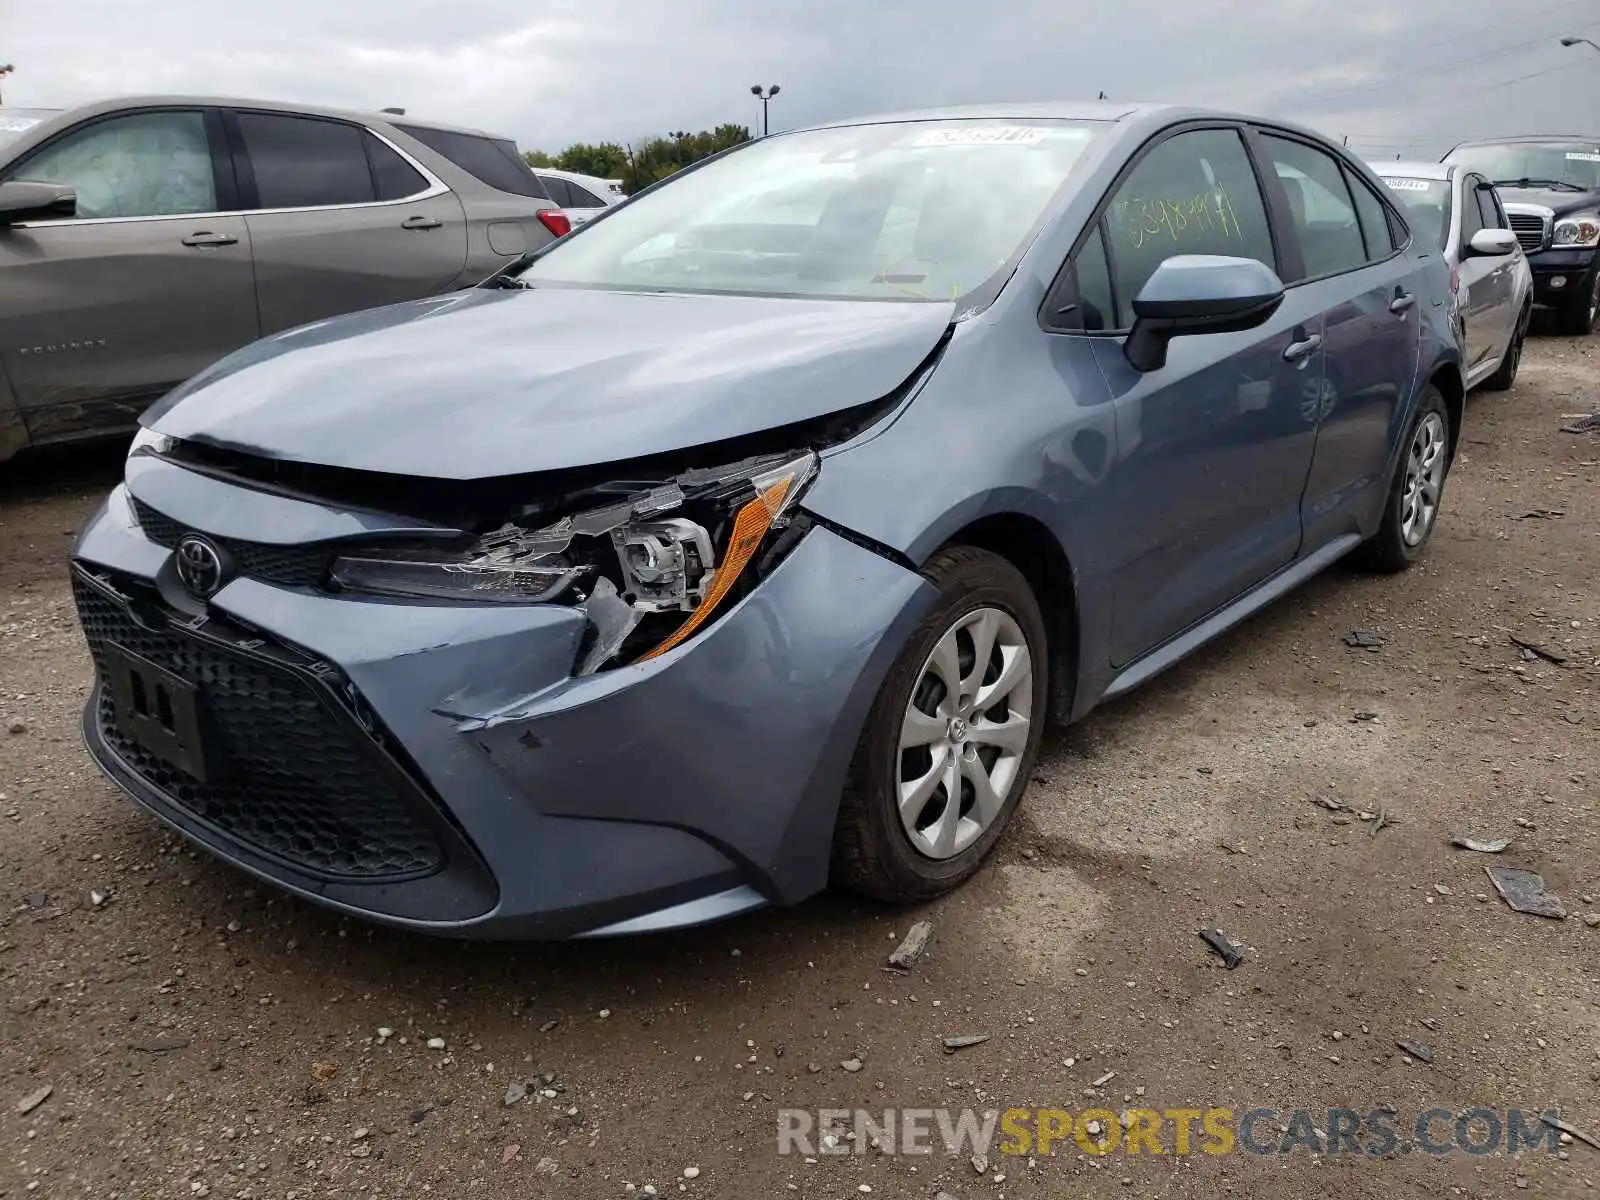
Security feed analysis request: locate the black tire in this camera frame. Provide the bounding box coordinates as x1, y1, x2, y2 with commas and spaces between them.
1481, 303, 1530, 392
1556, 268, 1600, 337
832, 545, 1049, 902
1351, 385, 1453, 574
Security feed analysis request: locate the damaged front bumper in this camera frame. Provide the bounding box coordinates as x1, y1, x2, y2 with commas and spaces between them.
72, 469, 934, 938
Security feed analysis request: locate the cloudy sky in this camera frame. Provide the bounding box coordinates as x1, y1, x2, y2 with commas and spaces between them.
7, 0, 1599, 160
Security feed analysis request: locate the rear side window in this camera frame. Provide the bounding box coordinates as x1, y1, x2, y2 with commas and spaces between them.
399, 125, 547, 198
536, 174, 573, 206
1260, 135, 1366, 281
238, 113, 374, 208
1102, 127, 1275, 328
1345, 170, 1395, 260
366, 132, 428, 201
566, 181, 607, 208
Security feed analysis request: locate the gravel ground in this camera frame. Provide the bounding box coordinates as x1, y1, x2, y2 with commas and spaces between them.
2, 333, 1597, 1200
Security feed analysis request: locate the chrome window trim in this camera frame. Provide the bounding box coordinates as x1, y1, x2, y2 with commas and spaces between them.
11, 122, 450, 229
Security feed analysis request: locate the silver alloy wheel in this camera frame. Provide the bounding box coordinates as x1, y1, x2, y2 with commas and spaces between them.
1400, 411, 1447, 547
896, 606, 1033, 860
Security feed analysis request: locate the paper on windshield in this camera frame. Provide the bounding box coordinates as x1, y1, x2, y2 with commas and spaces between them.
1382, 178, 1433, 192
1565, 152, 1600, 163
913, 126, 1050, 148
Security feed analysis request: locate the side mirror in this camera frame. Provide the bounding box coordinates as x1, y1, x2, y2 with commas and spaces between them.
1124, 255, 1286, 373
1467, 228, 1517, 257
0, 180, 77, 226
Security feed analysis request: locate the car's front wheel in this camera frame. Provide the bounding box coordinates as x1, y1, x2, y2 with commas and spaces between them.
1482, 302, 1530, 392
832, 545, 1048, 902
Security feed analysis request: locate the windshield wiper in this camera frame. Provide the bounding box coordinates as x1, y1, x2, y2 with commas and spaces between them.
1492, 177, 1585, 192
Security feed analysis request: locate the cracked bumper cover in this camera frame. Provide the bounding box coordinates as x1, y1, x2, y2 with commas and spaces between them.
74, 484, 933, 938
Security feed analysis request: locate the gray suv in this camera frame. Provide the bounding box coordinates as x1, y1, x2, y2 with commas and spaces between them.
0, 97, 566, 462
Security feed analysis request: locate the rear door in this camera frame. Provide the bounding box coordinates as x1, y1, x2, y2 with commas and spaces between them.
1453, 171, 1501, 375
0, 106, 258, 443
227, 110, 467, 335
1254, 132, 1422, 550
1072, 125, 1327, 664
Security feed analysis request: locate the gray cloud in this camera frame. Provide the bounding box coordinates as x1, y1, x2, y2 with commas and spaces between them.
8, 0, 1599, 161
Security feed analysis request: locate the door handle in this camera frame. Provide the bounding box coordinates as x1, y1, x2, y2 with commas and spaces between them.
401, 215, 443, 230
1283, 332, 1323, 363
181, 231, 238, 248
1389, 291, 1416, 314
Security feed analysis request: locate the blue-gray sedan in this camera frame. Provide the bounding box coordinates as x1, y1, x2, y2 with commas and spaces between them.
72, 102, 1462, 938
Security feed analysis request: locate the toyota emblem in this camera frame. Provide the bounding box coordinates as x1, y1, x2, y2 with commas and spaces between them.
174, 535, 230, 598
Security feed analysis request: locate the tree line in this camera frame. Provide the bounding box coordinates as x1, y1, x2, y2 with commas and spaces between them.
523, 125, 752, 194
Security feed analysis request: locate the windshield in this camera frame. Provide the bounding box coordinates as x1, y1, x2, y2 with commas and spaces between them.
1444, 141, 1600, 192
0, 109, 56, 153
519, 118, 1103, 303
1375, 175, 1452, 250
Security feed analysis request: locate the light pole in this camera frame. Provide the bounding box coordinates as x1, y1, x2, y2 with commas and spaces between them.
1560, 36, 1600, 54
750, 84, 780, 137
0, 65, 13, 106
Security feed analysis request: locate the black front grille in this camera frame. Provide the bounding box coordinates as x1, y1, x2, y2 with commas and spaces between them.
1507, 213, 1547, 253
132, 499, 331, 587
74, 570, 445, 881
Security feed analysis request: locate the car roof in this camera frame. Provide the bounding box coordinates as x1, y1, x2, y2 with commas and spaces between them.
1371, 161, 1453, 181
534, 165, 622, 187
812, 100, 1170, 128
40, 95, 518, 143
1450, 133, 1599, 147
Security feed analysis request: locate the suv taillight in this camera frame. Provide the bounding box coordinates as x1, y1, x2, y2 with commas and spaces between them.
537, 210, 571, 238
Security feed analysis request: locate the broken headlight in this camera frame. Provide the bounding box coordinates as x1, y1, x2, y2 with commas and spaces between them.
328, 451, 817, 672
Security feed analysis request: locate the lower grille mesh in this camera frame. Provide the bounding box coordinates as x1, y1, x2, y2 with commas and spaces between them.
74, 571, 445, 880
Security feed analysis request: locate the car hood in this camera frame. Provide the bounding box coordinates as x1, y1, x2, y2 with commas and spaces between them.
145, 287, 955, 480
1496, 185, 1600, 219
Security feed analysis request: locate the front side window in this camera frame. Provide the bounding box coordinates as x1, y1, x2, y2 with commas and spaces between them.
1260, 135, 1366, 280
237, 113, 374, 208
1474, 182, 1506, 230
1376, 174, 1451, 251
521, 118, 1103, 304
1445, 140, 1600, 193
1458, 176, 1487, 242
14, 110, 215, 219
1101, 127, 1274, 326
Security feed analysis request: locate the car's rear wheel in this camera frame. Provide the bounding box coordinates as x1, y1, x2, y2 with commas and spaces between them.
1557, 268, 1600, 337
832, 545, 1048, 902
1351, 385, 1452, 574
1482, 303, 1530, 392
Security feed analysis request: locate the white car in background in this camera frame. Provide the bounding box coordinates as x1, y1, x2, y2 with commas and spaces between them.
529, 166, 624, 227
1372, 161, 1533, 392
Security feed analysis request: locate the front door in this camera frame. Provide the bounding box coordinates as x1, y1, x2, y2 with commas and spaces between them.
1079, 125, 1324, 665
1454, 172, 1512, 378
225, 110, 468, 336
0, 108, 259, 443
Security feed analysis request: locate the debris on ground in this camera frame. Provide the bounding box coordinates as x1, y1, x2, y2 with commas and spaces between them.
1486, 867, 1567, 919
840, 1057, 863, 1073
1396, 1038, 1434, 1064
14, 1084, 52, 1115
538, 1019, 558, 1033
1199, 929, 1245, 969
1351, 711, 1380, 723
310, 1061, 339, 1081
886, 921, 934, 970
1372, 809, 1394, 835
1343, 631, 1385, 650
1091, 1070, 1117, 1088
941, 1034, 990, 1053
1450, 835, 1513, 854
89, 889, 110, 907
1563, 711, 1585, 725
970, 1154, 989, 1174
1509, 634, 1569, 665
1543, 1114, 1600, 1152
1559, 411, 1600, 434
1511, 508, 1565, 520
504, 1081, 527, 1106
1311, 794, 1349, 812
132, 1033, 191, 1054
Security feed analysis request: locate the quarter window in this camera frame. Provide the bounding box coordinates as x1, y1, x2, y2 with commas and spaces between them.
14, 110, 215, 219
1102, 128, 1275, 327
399, 125, 547, 198
1345, 170, 1395, 260
537, 174, 574, 206
1260, 135, 1367, 281
566, 182, 607, 208
237, 113, 375, 208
